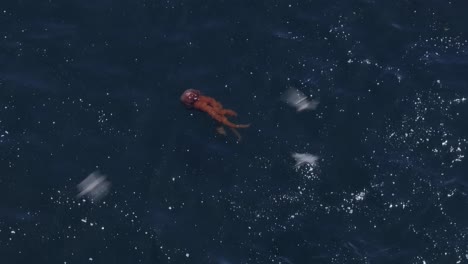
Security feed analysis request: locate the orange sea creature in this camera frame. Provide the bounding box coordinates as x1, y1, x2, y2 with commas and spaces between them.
180, 89, 250, 140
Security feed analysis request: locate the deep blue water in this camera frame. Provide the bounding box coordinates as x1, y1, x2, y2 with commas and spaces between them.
1, 1, 468, 263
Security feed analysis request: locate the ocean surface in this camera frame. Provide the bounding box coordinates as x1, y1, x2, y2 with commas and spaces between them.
1, 1, 468, 263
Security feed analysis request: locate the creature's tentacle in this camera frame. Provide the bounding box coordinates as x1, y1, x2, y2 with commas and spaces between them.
194, 102, 250, 129
220, 118, 250, 128
199, 96, 223, 110
230, 127, 242, 141
228, 122, 250, 129
216, 113, 250, 128
222, 109, 237, 117
194, 101, 224, 121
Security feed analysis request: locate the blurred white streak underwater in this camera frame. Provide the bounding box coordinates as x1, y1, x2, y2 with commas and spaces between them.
281, 88, 319, 112
292, 152, 319, 168
77, 171, 111, 202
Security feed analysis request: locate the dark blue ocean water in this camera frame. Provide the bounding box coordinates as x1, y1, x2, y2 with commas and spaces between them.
1, 1, 468, 263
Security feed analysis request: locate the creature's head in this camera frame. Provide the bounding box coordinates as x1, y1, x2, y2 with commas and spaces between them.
180, 89, 201, 108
